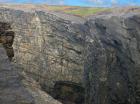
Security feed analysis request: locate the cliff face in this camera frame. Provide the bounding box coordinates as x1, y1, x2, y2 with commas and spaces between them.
0, 8, 87, 91
85, 13, 140, 104
0, 6, 140, 104
0, 44, 62, 104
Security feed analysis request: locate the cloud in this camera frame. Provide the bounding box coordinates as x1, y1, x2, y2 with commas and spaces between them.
111, 0, 118, 4
44, 0, 64, 5
86, 0, 120, 5
87, 0, 104, 4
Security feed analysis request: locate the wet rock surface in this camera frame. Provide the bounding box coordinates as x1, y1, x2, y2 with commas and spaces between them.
84, 13, 140, 104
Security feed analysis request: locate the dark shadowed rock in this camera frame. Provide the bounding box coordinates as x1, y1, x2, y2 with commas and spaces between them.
84, 13, 140, 104
0, 44, 62, 104
52, 81, 85, 104
0, 22, 14, 61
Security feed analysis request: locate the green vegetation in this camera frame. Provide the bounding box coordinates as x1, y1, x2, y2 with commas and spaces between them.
64, 8, 110, 16
47, 6, 110, 16
0, 4, 111, 17
47, 6, 72, 11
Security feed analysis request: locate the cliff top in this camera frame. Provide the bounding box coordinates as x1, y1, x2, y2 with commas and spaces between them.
0, 4, 139, 17
0, 4, 139, 24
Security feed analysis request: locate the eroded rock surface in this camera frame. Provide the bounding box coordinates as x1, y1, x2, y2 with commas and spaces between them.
85, 13, 140, 104
0, 22, 14, 60
0, 8, 86, 92
0, 5, 140, 104
0, 44, 62, 104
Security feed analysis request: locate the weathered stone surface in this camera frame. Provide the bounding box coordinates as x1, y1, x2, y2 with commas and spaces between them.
0, 5, 140, 104
84, 13, 140, 104
0, 44, 62, 104
0, 7, 86, 104
0, 22, 14, 60
0, 7, 86, 92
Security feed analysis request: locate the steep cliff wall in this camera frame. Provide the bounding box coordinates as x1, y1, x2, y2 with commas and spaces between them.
0, 44, 62, 104
85, 13, 140, 104
0, 6, 140, 104
0, 8, 87, 92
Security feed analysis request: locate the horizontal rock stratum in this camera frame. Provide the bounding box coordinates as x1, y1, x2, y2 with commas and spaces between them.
0, 5, 140, 104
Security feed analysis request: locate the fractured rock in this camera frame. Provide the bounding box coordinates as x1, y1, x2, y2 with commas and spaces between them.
84, 13, 140, 104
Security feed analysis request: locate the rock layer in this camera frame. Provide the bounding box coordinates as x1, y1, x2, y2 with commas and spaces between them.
0, 44, 62, 104
0, 8, 86, 91
84, 13, 140, 104
0, 6, 140, 104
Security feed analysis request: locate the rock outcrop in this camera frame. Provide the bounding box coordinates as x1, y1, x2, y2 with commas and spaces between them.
0, 44, 62, 104
0, 8, 86, 92
0, 22, 14, 61
84, 13, 140, 104
0, 5, 140, 104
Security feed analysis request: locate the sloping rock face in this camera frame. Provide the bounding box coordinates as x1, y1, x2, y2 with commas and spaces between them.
0, 8, 87, 91
0, 44, 62, 104
84, 13, 140, 104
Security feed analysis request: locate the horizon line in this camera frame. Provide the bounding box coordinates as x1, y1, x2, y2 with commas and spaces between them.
0, 3, 140, 8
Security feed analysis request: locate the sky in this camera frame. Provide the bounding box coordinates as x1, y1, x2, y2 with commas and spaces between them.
0, 0, 140, 7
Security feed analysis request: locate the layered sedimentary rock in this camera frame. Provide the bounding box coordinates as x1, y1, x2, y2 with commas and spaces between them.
0, 5, 140, 104
0, 7, 87, 104
85, 13, 140, 104
0, 8, 86, 92
0, 44, 62, 104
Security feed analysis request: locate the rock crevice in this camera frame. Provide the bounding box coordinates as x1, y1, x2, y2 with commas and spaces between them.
0, 22, 14, 60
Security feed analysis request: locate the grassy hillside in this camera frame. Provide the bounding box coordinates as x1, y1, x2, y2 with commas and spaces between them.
47, 5, 110, 16
0, 4, 139, 17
